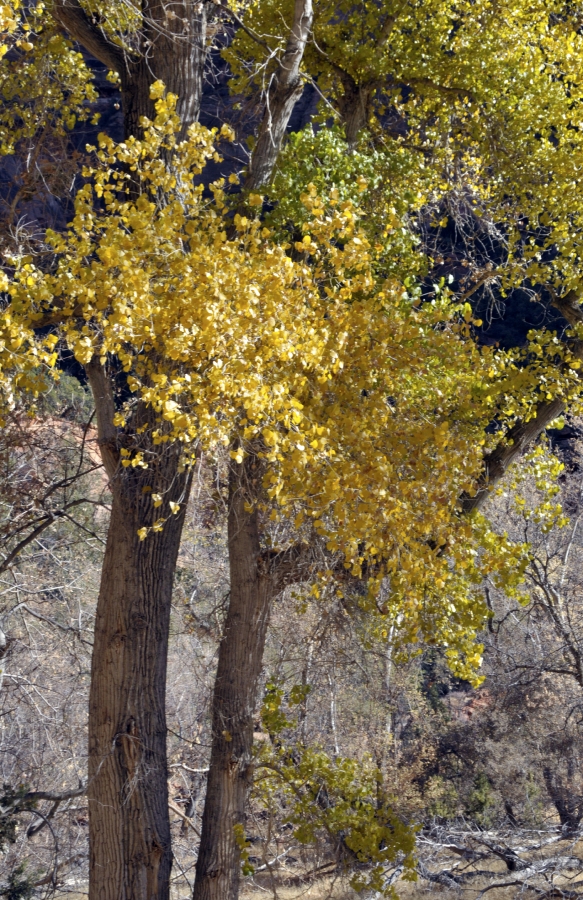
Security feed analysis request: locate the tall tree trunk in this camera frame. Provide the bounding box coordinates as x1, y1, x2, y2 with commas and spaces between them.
48, 10, 209, 895
88, 461, 191, 900
193, 4, 314, 892
192, 458, 273, 900
87, 364, 193, 900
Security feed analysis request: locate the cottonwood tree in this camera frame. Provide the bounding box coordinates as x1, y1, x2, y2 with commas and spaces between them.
3, 2, 583, 900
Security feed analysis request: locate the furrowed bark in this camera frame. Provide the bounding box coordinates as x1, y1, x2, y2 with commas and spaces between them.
48, 6, 210, 893
86, 387, 192, 900
245, 0, 313, 191
52, 0, 209, 138
192, 459, 312, 900
338, 75, 374, 149
192, 457, 272, 900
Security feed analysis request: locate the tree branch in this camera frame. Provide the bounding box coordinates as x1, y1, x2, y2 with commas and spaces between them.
52, 0, 127, 72
462, 290, 583, 514
245, 0, 313, 190
85, 357, 120, 480
460, 397, 566, 514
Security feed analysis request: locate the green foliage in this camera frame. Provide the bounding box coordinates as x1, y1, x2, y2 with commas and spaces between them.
0, 865, 34, 900
265, 125, 427, 278
228, 0, 583, 293
425, 776, 460, 821
233, 823, 255, 877
465, 771, 495, 825
256, 685, 417, 896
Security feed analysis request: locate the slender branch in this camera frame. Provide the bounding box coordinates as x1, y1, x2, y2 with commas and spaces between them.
33, 852, 87, 888
24, 785, 86, 803
168, 799, 201, 836
0, 514, 56, 574
458, 267, 498, 302
0, 497, 105, 575
210, 0, 272, 52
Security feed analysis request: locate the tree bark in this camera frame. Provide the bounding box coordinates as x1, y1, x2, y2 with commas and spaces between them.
192, 458, 273, 900
192, 455, 314, 900
52, 0, 209, 138
47, 8, 210, 894
460, 397, 565, 514
245, 0, 313, 191
192, 6, 316, 894
86, 365, 193, 900
194, 459, 274, 900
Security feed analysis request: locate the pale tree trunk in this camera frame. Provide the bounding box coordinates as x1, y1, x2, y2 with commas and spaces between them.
245, 0, 313, 191
86, 362, 193, 900
192, 458, 274, 900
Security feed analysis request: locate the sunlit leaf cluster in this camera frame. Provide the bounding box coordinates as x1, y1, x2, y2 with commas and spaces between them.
1, 86, 582, 678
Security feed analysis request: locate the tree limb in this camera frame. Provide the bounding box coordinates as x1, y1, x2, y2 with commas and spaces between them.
462, 289, 583, 513
52, 0, 127, 72
245, 0, 314, 190
85, 357, 120, 480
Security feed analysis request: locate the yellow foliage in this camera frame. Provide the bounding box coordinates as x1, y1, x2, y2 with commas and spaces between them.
1, 85, 580, 679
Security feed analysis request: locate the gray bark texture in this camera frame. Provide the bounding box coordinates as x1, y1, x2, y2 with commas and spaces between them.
87, 451, 191, 900
86, 362, 193, 900
245, 0, 313, 190
192, 458, 274, 900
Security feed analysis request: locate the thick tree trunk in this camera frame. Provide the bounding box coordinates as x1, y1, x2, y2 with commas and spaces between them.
120, 1, 208, 140
86, 365, 193, 900
53, 0, 209, 139
192, 459, 273, 900
88, 460, 191, 900
48, 10, 209, 895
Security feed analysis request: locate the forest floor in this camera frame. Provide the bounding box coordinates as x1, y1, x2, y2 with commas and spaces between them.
236, 832, 583, 899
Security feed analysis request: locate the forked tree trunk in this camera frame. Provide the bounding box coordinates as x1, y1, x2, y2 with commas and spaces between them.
53, 0, 209, 138
192, 459, 273, 900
